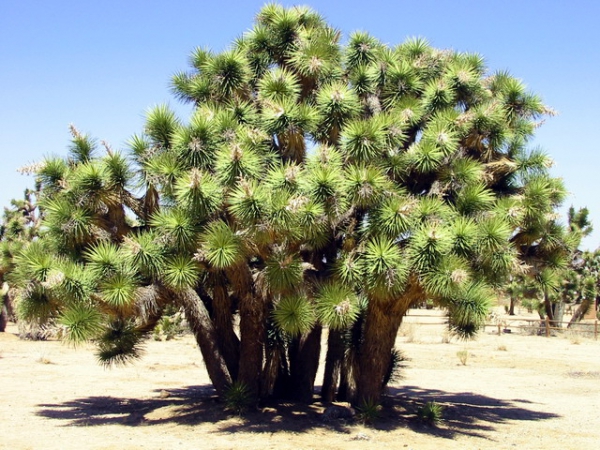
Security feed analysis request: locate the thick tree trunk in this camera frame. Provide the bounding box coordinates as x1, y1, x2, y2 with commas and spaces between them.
211, 275, 240, 379
321, 328, 344, 402
228, 264, 266, 399
552, 301, 566, 328
237, 291, 266, 398
288, 325, 322, 403
337, 313, 364, 402
355, 282, 420, 406
508, 296, 516, 315
175, 287, 232, 397
355, 300, 402, 405
0, 281, 11, 331
0, 305, 7, 332
568, 299, 592, 327
543, 290, 555, 322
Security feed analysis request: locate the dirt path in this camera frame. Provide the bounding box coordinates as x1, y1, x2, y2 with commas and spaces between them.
1, 315, 598, 450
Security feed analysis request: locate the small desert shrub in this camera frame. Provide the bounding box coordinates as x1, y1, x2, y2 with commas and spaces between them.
356, 399, 381, 425
417, 401, 443, 425
36, 355, 53, 364
456, 350, 468, 365
224, 381, 252, 415
152, 310, 186, 341
441, 331, 451, 344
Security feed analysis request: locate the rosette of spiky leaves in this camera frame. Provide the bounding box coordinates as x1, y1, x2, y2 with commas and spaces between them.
68, 127, 96, 163
50, 259, 94, 305
59, 303, 104, 346
291, 197, 329, 250
96, 318, 145, 367
422, 79, 456, 114
265, 162, 302, 192
287, 23, 341, 83
144, 104, 181, 148
140, 150, 182, 200
266, 189, 300, 240
454, 183, 495, 216
363, 236, 409, 300
162, 254, 201, 291
446, 281, 493, 338
171, 110, 219, 169
70, 160, 116, 210
439, 157, 484, 193
199, 220, 245, 270
301, 146, 347, 214
272, 293, 316, 337
513, 147, 554, 178
265, 248, 305, 295
102, 151, 133, 191
344, 164, 391, 210
314, 282, 360, 330
412, 196, 454, 224
409, 223, 454, 273
421, 254, 471, 299
463, 101, 507, 159
42, 197, 95, 251
450, 216, 477, 258
368, 194, 416, 240
314, 82, 361, 144
475, 215, 512, 255
341, 117, 387, 164
261, 98, 319, 161
97, 269, 139, 315
16, 283, 56, 324
258, 67, 301, 102
254, 4, 303, 62
381, 60, 422, 108
405, 140, 445, 175
150, 208, 199, 253
12, 248, 92, 327
492, 73, 546, 123
335, 250, 364, 286
348, 64, 378, 98
174, 168, 222, 220
228, 178, 268, 225
215, 139, 266, 186
12, 240, 54, 285
421, 119, 459, 158
345, 31, 382, 70
205, 50, 250, 100
534, 267, 561, 294
36, 157, 69, 195
122, 231, 166, 279
84, 241, 125, 279
444, 57, 486, 108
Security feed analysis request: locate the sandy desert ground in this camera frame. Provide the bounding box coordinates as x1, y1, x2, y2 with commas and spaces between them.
1, 310, 599, 450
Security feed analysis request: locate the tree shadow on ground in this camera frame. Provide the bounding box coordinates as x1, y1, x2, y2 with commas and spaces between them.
36, 384, 559, 439
385, 385, 559, 439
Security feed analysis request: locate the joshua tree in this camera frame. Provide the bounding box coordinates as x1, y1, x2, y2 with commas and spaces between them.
0, 189, 40, 331
11, 5, 575, 406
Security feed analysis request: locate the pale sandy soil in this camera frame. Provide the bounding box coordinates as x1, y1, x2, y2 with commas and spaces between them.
1, 310, 599, 450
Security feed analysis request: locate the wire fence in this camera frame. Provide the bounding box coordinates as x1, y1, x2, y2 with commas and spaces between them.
402, 310, 599, 340
485, 317, 599, 339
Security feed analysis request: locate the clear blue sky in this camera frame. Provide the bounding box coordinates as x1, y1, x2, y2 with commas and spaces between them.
1, 0, 599, 249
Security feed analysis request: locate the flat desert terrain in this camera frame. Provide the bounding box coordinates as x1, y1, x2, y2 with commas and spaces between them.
1, 310, 599, 450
